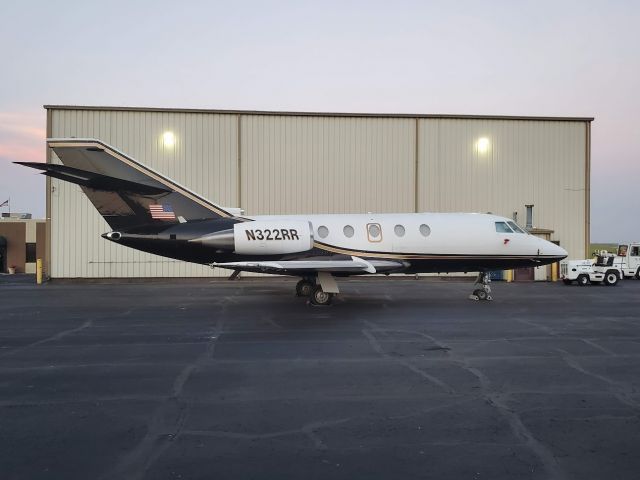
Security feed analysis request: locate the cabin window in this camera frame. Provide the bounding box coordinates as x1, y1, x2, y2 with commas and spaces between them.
394, 225, 405, 237
631, 246, 640, 256
495, 222, 513, 233
419, 224, 431, 237
343, 225, 354, 238
618, 245, 628, 256
367, 223, 382, 242
317, 226, 329, 239
507, 221, 526, 233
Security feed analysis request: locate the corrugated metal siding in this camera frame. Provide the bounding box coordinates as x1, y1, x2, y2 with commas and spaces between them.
240, 115, 415, 215
50, 109, 238, 278
418, 119, 587, 259
49, 109, 588, 278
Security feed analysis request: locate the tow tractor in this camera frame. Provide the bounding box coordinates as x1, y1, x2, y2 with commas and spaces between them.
560, 254, 622, 286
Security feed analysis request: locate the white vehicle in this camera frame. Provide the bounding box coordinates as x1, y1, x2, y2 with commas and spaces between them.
615, 243, 640, 279
560, 255, 622, 286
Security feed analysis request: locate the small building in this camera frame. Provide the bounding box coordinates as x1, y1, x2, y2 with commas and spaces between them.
0, 215, 46, 274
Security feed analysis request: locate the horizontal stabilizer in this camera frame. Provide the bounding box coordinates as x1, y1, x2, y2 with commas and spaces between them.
16, 162, 172, 195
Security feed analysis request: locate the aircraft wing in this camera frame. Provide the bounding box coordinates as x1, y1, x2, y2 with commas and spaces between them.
211, 256, 406, 274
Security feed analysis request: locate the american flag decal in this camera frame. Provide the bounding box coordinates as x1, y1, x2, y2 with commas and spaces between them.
149, 204, 176, 220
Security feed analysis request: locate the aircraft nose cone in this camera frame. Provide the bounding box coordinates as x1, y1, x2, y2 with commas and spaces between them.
535, 238, 567, 259
547, 241, 568, 259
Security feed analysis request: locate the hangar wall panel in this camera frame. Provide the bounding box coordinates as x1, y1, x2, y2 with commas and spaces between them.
240, 115, 415, 215
49, 109, 238, 278
417, 119, 587, 259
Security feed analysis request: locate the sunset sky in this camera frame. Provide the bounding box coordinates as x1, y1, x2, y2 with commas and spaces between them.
1, 0, 638, 240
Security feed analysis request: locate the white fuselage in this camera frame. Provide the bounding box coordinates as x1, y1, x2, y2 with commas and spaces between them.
249, 212, 566, 260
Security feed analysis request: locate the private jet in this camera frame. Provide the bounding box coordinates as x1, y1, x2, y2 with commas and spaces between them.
18, 139, 568, 305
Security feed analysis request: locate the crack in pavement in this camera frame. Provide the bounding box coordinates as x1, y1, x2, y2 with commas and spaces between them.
556, 349, 640, 410
101, 308, 226, 480
517, 313, 639, 410
0, 308, 138, 359
0, 319, 94, 358
180, 417, 352, 451
362, 322, 455, 394
580, 338, 617, 356
362, 320, 566, 480
515, 318, 558, 336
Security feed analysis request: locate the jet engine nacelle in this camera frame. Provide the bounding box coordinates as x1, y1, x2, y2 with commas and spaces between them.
233, 220, 314, 255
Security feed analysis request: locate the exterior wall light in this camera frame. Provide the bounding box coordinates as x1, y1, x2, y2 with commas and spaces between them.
476, 137, 490, 154
162, 131, 176, 148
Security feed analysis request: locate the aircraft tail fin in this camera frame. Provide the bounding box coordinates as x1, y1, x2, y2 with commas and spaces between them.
19, 139, 235, 231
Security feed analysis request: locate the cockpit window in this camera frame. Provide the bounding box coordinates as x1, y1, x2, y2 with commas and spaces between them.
495, 222, 513, 233
507, 221, 526, 233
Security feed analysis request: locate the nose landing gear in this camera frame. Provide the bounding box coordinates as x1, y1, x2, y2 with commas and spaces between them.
469, 272, 493, 301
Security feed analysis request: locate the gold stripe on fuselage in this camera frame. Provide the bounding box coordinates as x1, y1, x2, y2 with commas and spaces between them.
313, 241, 555, 260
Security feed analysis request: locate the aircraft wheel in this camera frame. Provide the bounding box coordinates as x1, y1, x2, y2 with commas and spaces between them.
295, 279, 315, 297
310, 286, 333, 306
604, 271, 619, 286
562, 279, 572, 285
577, 274, 589, 286
473, 289, 488, 301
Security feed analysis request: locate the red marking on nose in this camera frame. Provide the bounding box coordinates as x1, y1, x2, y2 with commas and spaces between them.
504, 239, 510, 245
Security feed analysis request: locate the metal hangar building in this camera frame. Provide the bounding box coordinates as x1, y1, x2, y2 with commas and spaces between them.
44, 105, 592, 279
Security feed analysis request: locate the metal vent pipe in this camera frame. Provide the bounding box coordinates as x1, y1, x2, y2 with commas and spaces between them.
525, 204, 534, 229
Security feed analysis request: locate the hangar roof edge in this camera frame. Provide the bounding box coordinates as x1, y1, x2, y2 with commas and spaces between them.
43, 105, 594, 122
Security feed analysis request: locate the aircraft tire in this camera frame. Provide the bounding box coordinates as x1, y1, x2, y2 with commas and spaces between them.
296, 279, 315, 297
577, 275, 589, 286
474, 289, 488, 301
310, 286, 333, 306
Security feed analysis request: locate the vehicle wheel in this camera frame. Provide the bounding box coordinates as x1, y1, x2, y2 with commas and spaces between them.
577, 274, 589, 286
310, 286, 333, 306
295, 279, 315, 297
636, 268, 640, 280
562, 279, 572, 285
604, 271, 619, 286
474, 289, 488, 301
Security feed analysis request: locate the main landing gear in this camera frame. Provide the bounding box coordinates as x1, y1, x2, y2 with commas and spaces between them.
469, 272, 493, 301
295, 278, 315, 297
296, 273, 339, 306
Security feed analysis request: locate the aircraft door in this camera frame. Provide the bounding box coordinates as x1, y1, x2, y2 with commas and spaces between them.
366, 223, 383, 243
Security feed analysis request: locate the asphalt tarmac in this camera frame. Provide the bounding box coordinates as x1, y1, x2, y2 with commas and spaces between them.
1, 277, 639, 480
